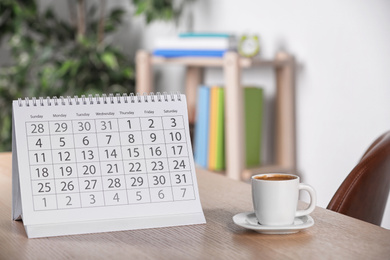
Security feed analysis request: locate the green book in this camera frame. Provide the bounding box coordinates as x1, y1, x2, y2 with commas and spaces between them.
244, 87, 263, 167
215, 88, 225, 170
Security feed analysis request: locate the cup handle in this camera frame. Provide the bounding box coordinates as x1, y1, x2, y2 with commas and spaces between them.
295, 183, 317, 217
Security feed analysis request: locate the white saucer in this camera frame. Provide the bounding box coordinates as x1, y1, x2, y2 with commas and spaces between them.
233, 212, 314, 234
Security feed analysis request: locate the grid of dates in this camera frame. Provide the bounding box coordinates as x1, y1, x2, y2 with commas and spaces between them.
26, 116, 195, 211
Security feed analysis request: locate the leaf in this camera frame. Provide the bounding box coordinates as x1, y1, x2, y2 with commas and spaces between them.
101, 52, 118, 70
104, 23, 115, 33
109, 8, 126, 22
122, 67, 133, 78
57, 60, 73, 77
44, 8, 55, 20
135, 1, 148, 15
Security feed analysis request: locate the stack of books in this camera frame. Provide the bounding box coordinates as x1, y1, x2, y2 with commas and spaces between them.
194, 86, 263, 171
153, 32, 237, 58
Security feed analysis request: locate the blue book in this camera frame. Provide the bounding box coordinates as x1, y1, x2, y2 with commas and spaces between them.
153, 49, 226, 58
194, 86, 210, 168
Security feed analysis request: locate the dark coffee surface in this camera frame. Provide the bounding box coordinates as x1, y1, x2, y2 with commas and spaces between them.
254, 174, 297, 181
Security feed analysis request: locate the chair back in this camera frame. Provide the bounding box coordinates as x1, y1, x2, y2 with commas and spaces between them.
327, 131, 390, 225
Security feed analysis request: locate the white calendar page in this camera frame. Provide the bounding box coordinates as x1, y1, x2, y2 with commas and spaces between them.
12, 94, 205, 238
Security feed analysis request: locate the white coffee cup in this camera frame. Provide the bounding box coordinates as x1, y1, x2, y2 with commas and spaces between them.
251, 173, 316, 226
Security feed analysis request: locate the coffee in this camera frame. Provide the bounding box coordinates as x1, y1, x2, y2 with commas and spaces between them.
252, 173, 316, 226
254, 174, 297, 181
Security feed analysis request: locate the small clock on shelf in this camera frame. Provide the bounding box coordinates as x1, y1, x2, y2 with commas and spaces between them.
238, 35, 260, 58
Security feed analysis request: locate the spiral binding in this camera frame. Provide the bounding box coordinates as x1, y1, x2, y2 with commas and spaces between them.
17, 92, 182, 107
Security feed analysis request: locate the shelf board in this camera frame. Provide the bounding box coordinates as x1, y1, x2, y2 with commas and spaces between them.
151, 55, 288, 68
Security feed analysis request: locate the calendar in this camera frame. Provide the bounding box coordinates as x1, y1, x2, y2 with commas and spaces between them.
12, 93, 205, 238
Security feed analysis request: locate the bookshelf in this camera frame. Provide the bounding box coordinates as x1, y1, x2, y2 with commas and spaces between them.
136, 50, 296, 181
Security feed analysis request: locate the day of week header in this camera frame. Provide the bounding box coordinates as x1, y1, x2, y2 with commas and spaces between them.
76, 113, 90, 117
96, 112, 115, 116
164, 109, 178, 113
53, 114, 66, 118
120, 111, 134, 115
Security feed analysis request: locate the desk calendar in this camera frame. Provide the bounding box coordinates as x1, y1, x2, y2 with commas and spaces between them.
12, 93, 206, 238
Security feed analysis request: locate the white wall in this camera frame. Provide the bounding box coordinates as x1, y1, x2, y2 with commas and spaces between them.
137, 0, 390, 228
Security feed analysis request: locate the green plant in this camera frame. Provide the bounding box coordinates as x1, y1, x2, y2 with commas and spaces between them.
132, 0, 191, 24
0, 0, 134, 151
0, 0, 193, 151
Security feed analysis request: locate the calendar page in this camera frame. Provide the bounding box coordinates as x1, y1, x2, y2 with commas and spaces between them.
12, 93, 205, 238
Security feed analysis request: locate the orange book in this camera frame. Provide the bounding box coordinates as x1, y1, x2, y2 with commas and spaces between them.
208, 87, 219, 169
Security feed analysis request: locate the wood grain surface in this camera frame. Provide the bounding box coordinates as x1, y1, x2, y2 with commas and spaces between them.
1, 152, 389, 259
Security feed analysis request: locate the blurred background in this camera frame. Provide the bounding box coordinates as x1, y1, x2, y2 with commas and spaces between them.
1, 0, 389, 228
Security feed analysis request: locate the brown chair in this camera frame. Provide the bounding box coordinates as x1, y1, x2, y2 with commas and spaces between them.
327, 131, 390, 226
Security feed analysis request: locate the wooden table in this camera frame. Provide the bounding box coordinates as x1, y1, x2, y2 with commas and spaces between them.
1, 152, 389, 259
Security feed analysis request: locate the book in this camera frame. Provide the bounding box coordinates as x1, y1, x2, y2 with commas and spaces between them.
153, 49, 227, 58
154, 37, 235, 50
12, 93, 206, 238
194, 87, 210, 168
195, 86, 263, 170
179, 32, 233, 38
244, 88, 263, 167
215, 88, 225, 170
207, 87, 219, 169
